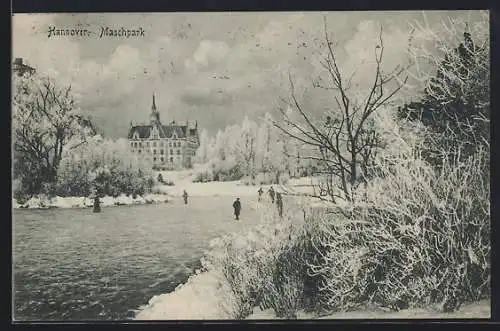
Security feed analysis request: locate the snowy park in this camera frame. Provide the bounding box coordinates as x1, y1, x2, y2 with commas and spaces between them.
12, 10, 490, 321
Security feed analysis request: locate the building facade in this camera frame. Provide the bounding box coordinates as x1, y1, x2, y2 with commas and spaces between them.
128, 94, 199, 170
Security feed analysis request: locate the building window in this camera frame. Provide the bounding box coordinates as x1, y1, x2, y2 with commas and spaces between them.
169, 142, 172, 147
153, 149, 157, 155
139, 142, 142, 147
153, 157, 157, 162
138, 149, 141, 153
170, 149, 173, 155
160, 157, 164, 162
160, 149, 164, 155
160, 141, 164, 147
177, 150, 180, 155
170, 157, 173, 163
153, 142, 157, 147
147, 142, 150, 147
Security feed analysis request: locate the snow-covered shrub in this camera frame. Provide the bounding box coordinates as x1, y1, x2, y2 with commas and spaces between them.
202, 209, 322, 319
192, 170, 214, 183
307, 146, 490, 313
241, 172, 291, 186
55, 136, 153, 197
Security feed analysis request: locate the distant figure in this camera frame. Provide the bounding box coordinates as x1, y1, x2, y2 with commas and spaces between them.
183, 190, 188, 204
257, 187, 264, 202
93, 196, 101, 213
233, 198, 242, 220
276, 192, 283, 218
268, 186, 275, 203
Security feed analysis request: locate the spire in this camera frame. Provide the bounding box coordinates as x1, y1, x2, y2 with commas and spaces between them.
150, 92, 160, 124
195, 120, 198, 129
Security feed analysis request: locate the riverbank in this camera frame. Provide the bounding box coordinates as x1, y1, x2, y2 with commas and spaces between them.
12, 193, 170, 210
135, 266, 490, 320
134, 189, 491, 320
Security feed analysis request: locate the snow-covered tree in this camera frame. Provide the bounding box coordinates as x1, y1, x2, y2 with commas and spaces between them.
12, 73, 95, 196
56, 135, 153, 197
235, 116, 259, 179
195, 128, 210, 165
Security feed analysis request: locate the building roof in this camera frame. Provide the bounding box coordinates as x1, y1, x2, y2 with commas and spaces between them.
128, 123, 198, 139
12, 58, 36, 77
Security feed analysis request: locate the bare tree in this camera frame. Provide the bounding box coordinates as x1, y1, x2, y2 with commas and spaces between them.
274, 19, 409, 203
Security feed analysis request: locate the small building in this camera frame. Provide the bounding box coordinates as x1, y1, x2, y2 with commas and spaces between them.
128, 94, 199, 170
12, 58, 36, 77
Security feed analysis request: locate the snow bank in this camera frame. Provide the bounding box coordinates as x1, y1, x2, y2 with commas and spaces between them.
12, 193, 170, 210
134, 217, 301, 320
134, 269, 234, 320
136, 265, 490, 320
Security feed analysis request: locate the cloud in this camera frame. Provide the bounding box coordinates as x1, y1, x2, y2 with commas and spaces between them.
185, 40, 230, 72
12, 11, 484, 138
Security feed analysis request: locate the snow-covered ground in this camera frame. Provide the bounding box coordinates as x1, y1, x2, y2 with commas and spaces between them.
12, 193, 170, 209
155, 168, 317, 198
135, 269, 233, 320
135, 265, 490, 320
249, 300, 491, 319
12, 164, 321, 209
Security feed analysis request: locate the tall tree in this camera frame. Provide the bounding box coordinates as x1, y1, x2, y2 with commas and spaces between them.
12, 73, 95, 195
400, 18, 489, 162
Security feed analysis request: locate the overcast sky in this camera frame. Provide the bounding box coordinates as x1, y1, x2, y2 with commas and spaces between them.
12, 11, 485, 138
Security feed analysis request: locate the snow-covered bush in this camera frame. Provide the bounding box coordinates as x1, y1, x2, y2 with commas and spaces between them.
55, 136, 154, 197
307, 145, 490, 313
192, 170, 214, 183
202, 208, 322, 319
241, 172, 291, 186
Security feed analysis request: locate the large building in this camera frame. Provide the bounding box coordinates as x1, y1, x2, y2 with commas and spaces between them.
128, 94, 199, 170
12, 58, 36, 77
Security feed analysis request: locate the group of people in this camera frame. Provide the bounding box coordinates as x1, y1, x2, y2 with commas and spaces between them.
232, 186, 284, 221
181, 186, 283, 222
257, 186, 284, 217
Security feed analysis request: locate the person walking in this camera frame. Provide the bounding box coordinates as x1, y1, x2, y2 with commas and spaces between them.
183, 190, 188, 204
276, 192, 283, 218
257, 187, 264, 202
268, 186, 275, 204
233, 197, 242, 220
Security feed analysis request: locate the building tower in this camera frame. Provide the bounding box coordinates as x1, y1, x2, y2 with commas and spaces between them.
150, 93, 161, 125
